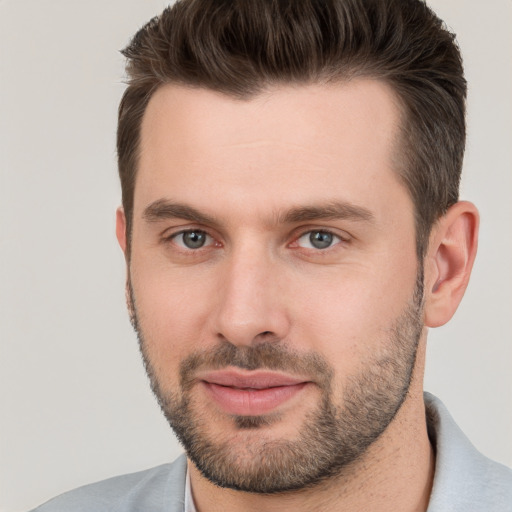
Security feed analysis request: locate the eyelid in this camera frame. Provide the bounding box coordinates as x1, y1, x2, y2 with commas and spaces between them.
290, 227, 351, 245
161, 223, 211, 239
161, 226, 219, 250
159, 225, 351, 251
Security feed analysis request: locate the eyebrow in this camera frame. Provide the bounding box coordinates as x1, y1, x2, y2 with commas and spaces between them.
143, 199, 216, 225
280, 202, 375, 224
142, 198, 375, 226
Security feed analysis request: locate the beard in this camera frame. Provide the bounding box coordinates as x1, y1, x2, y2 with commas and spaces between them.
128, 270, 424, 494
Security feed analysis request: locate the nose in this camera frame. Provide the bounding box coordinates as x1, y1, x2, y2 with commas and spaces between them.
211, 243, 290, 347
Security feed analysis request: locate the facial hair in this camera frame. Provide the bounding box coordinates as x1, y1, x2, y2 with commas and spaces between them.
128, 271, 424, 494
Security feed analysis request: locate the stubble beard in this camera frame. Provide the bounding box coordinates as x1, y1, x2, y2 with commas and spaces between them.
128, 271, 424, 494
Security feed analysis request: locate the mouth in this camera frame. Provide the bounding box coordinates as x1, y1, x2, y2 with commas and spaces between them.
198, 369, 311, 416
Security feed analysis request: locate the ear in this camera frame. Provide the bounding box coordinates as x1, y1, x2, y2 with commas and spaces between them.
116, 207, 137, 327
116, 207, 128, 256
423, 201, 479, 327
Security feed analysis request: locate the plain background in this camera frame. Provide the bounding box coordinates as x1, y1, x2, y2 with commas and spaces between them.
1, 1, 511, 511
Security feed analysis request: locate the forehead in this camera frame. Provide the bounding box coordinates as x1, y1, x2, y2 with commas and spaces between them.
136, 80, 408, 223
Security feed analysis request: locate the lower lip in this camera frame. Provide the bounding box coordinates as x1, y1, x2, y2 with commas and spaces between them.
202, 381, 309, 416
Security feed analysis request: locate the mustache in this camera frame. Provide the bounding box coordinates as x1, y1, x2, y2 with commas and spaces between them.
179, 341, 333, 391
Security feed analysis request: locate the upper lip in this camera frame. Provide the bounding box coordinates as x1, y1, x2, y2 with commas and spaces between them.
199, 369, 309, 389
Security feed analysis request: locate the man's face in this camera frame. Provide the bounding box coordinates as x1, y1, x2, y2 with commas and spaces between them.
125, 81, 424, 492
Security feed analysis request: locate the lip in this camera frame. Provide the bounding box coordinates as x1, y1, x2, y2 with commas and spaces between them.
198, 370, 311, 416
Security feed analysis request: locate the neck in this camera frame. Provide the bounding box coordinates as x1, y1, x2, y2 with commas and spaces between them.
189, 345, 434, 512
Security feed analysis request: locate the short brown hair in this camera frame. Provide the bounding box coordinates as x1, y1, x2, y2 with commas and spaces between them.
118, 0, 466, 258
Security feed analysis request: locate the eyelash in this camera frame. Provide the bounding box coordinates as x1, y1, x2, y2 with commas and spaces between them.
164, 229, 218, 250
161, 227, 350, 253
292, 229, 347, 251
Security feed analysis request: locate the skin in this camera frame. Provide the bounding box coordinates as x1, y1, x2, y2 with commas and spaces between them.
116, 80, 479, 512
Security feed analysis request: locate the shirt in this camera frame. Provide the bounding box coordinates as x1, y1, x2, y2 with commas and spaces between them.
184, 465, 197, 512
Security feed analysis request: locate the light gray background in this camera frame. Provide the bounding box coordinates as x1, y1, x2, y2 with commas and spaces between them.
1, 1, 511, 511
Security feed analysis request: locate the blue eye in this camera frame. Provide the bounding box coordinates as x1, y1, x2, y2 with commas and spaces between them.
173, 230, 212, 249
297, 230, 340, 249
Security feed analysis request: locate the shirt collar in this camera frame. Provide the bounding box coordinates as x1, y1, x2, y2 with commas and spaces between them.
184, 464, 197, 512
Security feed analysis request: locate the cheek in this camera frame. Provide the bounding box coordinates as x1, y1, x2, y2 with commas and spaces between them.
130, 263, 217, 380
289, 258, 418, 371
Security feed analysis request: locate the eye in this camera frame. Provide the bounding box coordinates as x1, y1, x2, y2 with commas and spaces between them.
296, 230, 342, 250
172, 230, 214, 250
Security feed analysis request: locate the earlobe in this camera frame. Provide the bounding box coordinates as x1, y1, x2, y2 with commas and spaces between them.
424, 201, 479, 327
116, 207, 128, 255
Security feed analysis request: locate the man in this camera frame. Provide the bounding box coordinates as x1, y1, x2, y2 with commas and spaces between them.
32, 0, 512, 510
